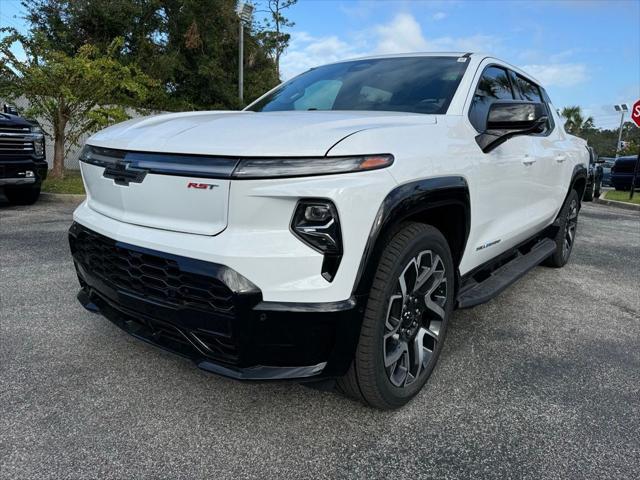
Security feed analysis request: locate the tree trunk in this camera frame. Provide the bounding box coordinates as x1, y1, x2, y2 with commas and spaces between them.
51, 120, 66, 179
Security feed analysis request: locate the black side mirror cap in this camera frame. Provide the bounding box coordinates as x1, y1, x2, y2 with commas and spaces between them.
476, 101, 548, 153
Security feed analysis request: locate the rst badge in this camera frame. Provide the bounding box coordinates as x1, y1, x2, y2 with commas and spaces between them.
187, 182, 219, 190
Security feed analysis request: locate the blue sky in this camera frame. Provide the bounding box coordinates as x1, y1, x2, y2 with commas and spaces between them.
1, 0, 638, 128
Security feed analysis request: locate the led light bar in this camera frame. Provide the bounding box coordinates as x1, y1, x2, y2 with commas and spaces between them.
231, 155, 394, 179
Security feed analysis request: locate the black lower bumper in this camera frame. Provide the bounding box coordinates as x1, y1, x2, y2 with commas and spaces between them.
69, 223, 364, 381
0, 158, 48, 186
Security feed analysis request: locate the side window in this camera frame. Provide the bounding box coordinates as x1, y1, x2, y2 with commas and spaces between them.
511, 72, 556, 134
468, 66, 515, 132
512, 74, 543, 102
540, 88, 556, 132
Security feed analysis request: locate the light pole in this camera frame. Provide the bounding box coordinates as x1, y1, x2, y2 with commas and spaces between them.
237, 2, 254, 106
614, 103, 629, 157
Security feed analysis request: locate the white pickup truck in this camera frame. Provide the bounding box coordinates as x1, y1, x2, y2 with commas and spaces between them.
69, 53, 588, 409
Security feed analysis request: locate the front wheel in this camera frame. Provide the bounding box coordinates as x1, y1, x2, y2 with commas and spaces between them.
544, 189, 580, 268
337, 223, 454, 410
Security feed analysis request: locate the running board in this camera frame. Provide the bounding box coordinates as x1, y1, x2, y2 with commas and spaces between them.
456, 238, 556, 309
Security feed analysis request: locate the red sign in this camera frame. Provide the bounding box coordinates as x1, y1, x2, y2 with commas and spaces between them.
632, 100, 640, 128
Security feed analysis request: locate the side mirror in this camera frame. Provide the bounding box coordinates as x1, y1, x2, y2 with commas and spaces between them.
3, 104, 19, 116
476, 101, 548, 153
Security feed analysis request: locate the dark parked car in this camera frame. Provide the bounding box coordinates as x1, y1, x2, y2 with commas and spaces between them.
0, 105, 47, 205
583, 146, 603, 201
600, 157, 615, 187
611, 155, 640, 191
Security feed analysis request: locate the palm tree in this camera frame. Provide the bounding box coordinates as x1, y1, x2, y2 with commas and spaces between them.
561, 106, 595, 135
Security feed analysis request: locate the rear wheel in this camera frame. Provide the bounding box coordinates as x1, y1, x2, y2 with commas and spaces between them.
4, 185, 41, 205
337, 223, 454, 410
544, 189, 580, 268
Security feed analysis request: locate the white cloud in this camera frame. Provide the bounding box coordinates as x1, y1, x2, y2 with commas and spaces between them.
280, 13, 501, 80
373, 13, 500, 55
520, 63, 589, 87
279, 32, 365, 80
374, 13, 428, 54
432, 12, 447, 21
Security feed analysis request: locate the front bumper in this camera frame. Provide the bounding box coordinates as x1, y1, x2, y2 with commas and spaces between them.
69, 222, 364, 380
0, 158, 48, 186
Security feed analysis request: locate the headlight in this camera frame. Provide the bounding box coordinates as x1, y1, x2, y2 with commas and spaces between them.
33, 137, 45, 157
231, 154, 394, 179
30, 125, 43, 134
291, 199, 343, 281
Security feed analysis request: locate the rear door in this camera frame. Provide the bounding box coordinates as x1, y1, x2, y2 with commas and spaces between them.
81, 147, 237, 236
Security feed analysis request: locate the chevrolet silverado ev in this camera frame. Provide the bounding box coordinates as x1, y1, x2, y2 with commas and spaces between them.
69, 53, 588, 409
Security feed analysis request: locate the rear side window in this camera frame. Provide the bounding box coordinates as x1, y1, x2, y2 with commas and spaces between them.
512, 74, 543, 102
468, 66, 515, 131
540, 88, 556, 132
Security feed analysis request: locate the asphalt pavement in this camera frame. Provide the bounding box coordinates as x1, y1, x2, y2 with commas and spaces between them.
1, 195, 639, 479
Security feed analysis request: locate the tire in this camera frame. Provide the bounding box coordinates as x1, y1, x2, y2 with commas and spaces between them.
4, 185, 41, 205
583, 183, 593, 201
337, 223, 455, 410
543, 189, 580, 268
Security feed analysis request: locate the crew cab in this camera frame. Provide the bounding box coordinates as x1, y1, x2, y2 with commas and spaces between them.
0, 105, 47, 204
69, 53, 588, 409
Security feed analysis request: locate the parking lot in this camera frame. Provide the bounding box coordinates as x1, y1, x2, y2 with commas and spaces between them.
1, 195, 639, 479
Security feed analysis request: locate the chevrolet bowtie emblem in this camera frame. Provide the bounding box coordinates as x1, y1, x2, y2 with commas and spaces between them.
103, 161, 147, 186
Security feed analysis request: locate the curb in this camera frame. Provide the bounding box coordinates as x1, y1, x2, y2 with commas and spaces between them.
41, 192, 86, 202
594, 194, 640, 212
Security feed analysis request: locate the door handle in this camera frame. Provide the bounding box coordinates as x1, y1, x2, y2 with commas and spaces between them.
522, 157, 536, 166
555, 154, 567, 163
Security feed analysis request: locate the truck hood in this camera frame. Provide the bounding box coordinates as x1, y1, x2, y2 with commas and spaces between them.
82, 110, 435, 236
88, 110, 435, 157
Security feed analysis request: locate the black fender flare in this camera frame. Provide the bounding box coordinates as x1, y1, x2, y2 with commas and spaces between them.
351, 176, 471, 297
551, 164, 587, 229
566, 163, 588, 205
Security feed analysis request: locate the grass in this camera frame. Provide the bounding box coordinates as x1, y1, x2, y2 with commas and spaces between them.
604, 189, 640, 205
42, 169, 85, 195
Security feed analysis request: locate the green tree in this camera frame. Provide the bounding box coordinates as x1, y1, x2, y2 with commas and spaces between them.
160, 0, 277, 109
576, 121, 640, 157
258, 0, 297, 79
0, 31, 158, 178
21, 0, 281, 109
561, 105, 595, 136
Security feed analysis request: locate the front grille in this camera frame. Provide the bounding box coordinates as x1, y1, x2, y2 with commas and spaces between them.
70, 224, 245, 363
0, 126, 35, 158
70, 226, 235, 315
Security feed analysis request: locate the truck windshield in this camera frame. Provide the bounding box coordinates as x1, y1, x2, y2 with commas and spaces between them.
247, 56, 468, 115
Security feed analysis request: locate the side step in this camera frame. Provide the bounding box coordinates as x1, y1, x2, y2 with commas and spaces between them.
456, 238, 556, 309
